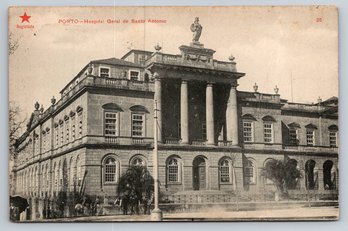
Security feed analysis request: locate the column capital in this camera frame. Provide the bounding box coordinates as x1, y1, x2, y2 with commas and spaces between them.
153, 72, 161, 81
181, 79, 189, 84
231, 83, 239, 89
206, 81, 215, 87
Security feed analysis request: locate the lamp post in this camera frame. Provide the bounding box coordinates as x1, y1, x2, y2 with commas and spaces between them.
151, 100, 163, 221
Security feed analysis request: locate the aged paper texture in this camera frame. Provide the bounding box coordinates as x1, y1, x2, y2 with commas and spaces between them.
8, 6, 338, 222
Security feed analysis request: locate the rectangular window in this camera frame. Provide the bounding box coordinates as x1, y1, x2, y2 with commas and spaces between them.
263, 123, 273, 143
202, 122, 207, 140
71, 117, 76, 141
105, 164, 116, 182
46, 130, 50, 151
78, 112, 83, 138
168, 165, 179, 182
66, 120, 69, 143
245, 166, 255, 184
243, 121, 253, 142
306, 130, 315, 146
100, 67, 110, 78
55, 127, 59, 147
132, 114, 145, 137
220, 166, 230, 183
42, 133, 46, 152
130, 71, 140, 81
329, 132, 337, 147
60, 124, 64, 145
289, 128, 299, 145
105, 112, 118, 136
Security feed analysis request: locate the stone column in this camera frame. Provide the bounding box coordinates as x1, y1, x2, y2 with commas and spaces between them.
206, 82, 215, 145
154, 73, 162, 143
226, 84, 239, 145
180, 80, 189, 144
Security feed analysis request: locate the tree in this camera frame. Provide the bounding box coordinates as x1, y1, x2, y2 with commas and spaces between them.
117, 166, 154, 215
9, 101, 26, 160
263, 157, 301, 199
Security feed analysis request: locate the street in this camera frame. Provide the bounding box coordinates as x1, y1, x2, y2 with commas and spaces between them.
33, 206, 338, 222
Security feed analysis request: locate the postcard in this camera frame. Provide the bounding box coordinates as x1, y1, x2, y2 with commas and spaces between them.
8, 6, 338, 222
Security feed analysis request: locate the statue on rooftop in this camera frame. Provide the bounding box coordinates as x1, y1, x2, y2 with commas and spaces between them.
190, 17, 202, 43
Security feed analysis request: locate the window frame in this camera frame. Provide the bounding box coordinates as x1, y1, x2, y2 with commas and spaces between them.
306, 129, 315, 146
202, 122, 207, 140
329, 131, 338, 148
128, 69, 141, 81
289, 127, 299, 146
243, 120, 254, 143
219, 158, 233, 184
104, 110, 120, 137
263, 122, 274, 143
130, 155, 147, 167
166, 157, 182, 184
131, 113, 145, 137
99, 66, 110, 78
103, 156, 118, 184
245, 158, 257, 185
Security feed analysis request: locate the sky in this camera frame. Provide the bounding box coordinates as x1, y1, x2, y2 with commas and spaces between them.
9, 6, 338, 121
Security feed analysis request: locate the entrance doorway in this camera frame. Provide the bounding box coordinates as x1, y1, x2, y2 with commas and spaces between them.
193, 156, 206, 190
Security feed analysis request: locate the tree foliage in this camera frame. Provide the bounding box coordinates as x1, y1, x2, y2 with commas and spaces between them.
9, 102, 26, 160
263, 157, 301, 197
117, 166, 154, 214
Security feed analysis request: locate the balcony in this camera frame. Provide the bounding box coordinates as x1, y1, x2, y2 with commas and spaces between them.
145, 52, 237, 72
165, 138, 181, 145
46, 76, 154, 115
283, 145, 338, 153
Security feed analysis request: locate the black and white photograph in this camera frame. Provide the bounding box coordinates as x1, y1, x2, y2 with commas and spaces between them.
8, 6, 339, 222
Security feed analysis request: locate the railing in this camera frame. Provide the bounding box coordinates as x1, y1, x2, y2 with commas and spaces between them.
191, 139, 206, 146
145, 53, 236, 72
218, 140, 232, 147
160, 190, 338, 205
165, 138, 181, 145
52, 76, 154, 113
132, 137, 144, 144
105, 137, 118, 143
283, 145, 338, 152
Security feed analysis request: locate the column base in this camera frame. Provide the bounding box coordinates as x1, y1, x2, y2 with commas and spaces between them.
151, 208, 163, 221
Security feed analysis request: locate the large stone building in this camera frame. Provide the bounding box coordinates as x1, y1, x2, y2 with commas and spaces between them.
12, 28, 338, 220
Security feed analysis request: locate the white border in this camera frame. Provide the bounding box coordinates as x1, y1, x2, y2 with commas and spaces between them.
1, 1, 347, 231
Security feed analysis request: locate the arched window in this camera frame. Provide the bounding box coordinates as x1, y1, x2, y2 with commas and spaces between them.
219, 158, 232, 183
45, 163, 49, 192
305, 159, 318, 190
245, 158, 256, 184
69, 157, 74, 190
104, 157, 117, 183
42, 165, 45, 196
53, 163, 58, 193
58, 161, 62, 191
76, 156, 82, 186
130, 155, 147, 167
166, 157, 181, 183
323, 160, 336, 190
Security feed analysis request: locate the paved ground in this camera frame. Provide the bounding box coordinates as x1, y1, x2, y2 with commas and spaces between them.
35, 206, 339, 222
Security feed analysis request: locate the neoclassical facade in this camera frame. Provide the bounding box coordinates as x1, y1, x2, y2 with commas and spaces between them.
12, 39, 338, 220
